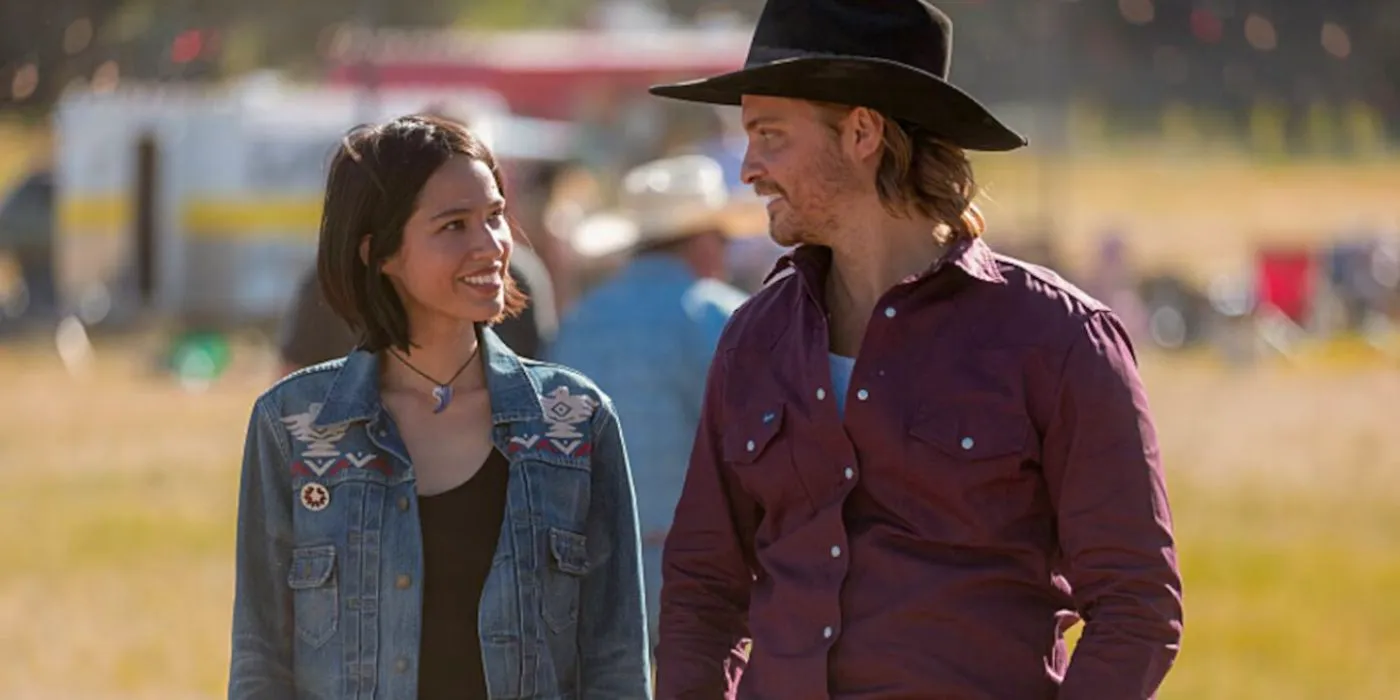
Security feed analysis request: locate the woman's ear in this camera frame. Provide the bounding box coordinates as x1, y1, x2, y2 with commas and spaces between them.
359, 235, 372, 267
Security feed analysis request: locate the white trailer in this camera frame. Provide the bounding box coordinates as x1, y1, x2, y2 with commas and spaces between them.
53, 73, 574, 328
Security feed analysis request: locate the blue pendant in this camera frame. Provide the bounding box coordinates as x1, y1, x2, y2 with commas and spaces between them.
431, 385, 452, 414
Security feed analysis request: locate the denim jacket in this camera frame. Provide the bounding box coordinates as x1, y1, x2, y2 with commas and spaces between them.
228, 328, 652, 699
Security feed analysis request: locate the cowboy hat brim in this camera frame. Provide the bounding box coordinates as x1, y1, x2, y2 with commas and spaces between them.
650, 55, 1027, 152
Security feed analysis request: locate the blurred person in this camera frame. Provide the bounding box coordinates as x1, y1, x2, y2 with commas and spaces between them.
547, 154, 762, 651
1086, 229, 1148, 342
0, 170, 57, 320
274, 265, 357, 375
229, 115, 651, 699
511, 160, 591, 314
647, 1, 1183, 698
533, 164, 611, 312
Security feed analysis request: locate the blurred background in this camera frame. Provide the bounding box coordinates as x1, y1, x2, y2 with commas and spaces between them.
1, 0, 1398, 697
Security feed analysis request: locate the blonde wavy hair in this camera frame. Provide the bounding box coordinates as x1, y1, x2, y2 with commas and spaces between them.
817, 103, 986, 244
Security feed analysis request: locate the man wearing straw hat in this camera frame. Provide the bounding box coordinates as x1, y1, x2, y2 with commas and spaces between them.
548, 153, 766, 652
649, 1, 1183, 698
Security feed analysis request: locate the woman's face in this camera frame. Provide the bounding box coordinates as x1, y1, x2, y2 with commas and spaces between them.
378, 155, 513, 330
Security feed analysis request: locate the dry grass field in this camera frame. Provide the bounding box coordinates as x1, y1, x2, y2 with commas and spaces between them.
0, 334, 1398, 699
967, 152, 1400, 286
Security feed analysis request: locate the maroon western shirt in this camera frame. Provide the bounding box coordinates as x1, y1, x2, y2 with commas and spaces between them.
657, 236, 1183, 699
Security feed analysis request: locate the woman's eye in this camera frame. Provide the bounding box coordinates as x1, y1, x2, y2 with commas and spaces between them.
442, 219, 465, 232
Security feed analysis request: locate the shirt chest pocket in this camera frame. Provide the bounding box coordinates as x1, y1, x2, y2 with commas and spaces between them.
722, 404, 813, 512
906, 400, 1044, 539
909, 401, 1032, 464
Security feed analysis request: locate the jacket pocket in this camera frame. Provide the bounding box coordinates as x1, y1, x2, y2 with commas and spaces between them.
542, 527, 588, 634
287, 544, 338, 649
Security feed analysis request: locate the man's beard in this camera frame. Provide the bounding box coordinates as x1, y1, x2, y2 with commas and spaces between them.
763, 146, 854, 248
768, 206, 806, 247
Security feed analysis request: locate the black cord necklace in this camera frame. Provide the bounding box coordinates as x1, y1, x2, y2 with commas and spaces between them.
389, 343, 481, 414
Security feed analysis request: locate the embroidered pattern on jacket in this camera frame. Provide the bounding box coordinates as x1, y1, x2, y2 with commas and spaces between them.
281, 403, 392, 478
508, 385, 598, 457
281, 403, 348, 457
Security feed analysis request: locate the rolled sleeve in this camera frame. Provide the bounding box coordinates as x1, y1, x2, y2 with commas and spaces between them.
1043, 311, 1184, 699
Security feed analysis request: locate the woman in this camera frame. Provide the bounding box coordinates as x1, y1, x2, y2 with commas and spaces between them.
229, 115, 651, 699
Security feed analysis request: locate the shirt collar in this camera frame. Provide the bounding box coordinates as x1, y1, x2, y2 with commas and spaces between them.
763, 234, 1006, 288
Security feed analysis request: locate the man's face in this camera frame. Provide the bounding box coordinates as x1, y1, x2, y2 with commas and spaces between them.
739, 96, 861, 247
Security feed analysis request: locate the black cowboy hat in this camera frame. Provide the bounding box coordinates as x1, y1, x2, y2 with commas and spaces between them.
649, 0, 1027, 152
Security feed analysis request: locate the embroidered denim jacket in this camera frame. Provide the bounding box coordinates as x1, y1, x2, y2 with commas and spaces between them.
228, 328, 652, 699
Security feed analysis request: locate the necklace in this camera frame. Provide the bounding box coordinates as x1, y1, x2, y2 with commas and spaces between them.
389, 344, 481, 414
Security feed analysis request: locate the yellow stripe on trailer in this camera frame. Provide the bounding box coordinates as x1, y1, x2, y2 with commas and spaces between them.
182, 197, 322, 240
58, 196, 129, 237
58, 195, 324, 241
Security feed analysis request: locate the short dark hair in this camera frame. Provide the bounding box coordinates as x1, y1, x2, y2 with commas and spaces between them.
317, 114, 528, 353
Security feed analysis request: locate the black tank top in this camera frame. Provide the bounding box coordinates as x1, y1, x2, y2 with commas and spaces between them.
416, 449, 510, 698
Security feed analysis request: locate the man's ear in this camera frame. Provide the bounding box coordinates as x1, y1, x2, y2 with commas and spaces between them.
845, 107, 886, 163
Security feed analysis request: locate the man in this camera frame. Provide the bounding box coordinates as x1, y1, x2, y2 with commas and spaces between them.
647, 2, 1184, 699
547, 154, 763, 649
277, 241, 556, 375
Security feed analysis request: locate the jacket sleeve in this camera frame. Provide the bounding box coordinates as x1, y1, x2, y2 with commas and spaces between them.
227, 398, 297, 698
580, 395, 654, 699
1044, 311, 1184, 699
656, 348, 756, 700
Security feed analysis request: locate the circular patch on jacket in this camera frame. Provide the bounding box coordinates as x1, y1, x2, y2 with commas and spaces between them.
300, 483, 330, 512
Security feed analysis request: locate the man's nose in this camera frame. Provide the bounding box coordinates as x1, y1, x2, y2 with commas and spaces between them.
740, 148, 763, 185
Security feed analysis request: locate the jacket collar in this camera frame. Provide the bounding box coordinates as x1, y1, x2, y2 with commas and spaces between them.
311, 325, 545, 429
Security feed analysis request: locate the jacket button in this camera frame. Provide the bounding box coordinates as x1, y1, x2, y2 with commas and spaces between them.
395, 574, 412, 589
395, 657, 409, 673
397, 497, 410, 512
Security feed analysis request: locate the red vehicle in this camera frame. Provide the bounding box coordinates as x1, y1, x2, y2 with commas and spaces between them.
324, 28, 750, 120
